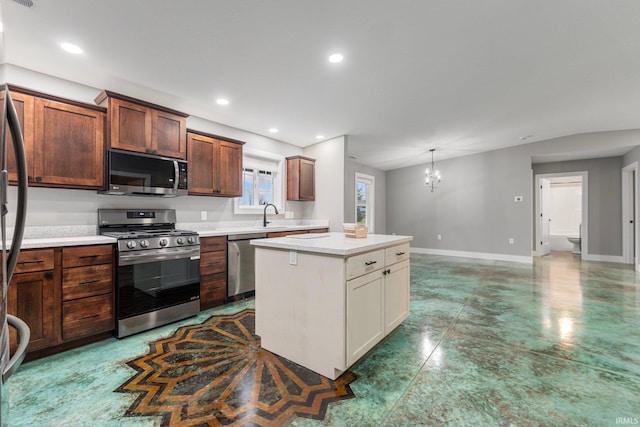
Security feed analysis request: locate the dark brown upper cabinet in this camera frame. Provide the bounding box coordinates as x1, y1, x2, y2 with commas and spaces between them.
186, 130, 244, 197
3, 86, 105, 189
95, 90, 188, 160
286, 155, 315, 201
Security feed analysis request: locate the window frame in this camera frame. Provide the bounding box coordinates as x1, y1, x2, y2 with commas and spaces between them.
355, 172, 375, 233
234, 148, 285, 215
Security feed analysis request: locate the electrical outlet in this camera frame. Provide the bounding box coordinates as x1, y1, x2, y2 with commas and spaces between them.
437, 234, 442, 240
200, 211, 207, 221
285, 211, 294, 219
509, 238, 514, 244
289, 250, 298, 265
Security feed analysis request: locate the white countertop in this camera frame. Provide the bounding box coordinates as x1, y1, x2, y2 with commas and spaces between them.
250, 232, 413, 256
9, 222, 330, 249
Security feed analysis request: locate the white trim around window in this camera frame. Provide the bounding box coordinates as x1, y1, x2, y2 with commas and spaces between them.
355, 172, 375, 233
234, 148, 286, 215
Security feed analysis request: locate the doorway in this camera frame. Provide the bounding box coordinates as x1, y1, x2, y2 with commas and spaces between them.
622, 162, 638, 271
535, 172, 588, 258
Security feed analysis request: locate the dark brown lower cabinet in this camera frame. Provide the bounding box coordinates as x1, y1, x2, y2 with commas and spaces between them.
200, 236, 227, 309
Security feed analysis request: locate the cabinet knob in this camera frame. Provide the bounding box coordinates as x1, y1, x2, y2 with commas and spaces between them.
45, 271, 54, 280
35, 176, 42, 182
27, 176, 32, 182
152, 149, 158, 154
145, 148, 152, 153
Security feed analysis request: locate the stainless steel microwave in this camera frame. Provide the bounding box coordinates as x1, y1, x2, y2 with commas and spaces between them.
101, 149, 188, 197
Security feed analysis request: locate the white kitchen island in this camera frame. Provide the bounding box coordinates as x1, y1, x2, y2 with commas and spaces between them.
251, 232, 413, 379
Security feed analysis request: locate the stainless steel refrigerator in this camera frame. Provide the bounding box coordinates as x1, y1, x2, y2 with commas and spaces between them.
0, 85, 30, 425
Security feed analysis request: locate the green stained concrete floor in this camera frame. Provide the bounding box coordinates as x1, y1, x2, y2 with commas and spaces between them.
6, 252, 640, 426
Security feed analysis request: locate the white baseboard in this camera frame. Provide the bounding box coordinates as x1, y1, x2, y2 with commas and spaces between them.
581, 254, 626, 263
411, 247, 533, 264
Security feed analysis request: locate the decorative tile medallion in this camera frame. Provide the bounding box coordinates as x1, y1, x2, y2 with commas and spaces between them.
116, 309, 357, 426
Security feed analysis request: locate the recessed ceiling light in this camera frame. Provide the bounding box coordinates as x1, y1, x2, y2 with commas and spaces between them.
60, 42, 83, 54
316, 135, 325, 140
216, 98, 229, 106
328, 53, 344, 63
269, 128, 279, 133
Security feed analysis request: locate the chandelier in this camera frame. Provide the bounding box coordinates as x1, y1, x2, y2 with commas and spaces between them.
425, 148, 442, 192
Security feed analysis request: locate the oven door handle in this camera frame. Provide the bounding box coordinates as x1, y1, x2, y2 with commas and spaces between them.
118, 247, 200, 266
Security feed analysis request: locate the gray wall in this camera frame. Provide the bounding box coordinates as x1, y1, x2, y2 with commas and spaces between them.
532, 157, 623, 256
386, 130, 640, 260
344, 158, 386, 234
387, 145, 533, 256
624, 145, 640, 167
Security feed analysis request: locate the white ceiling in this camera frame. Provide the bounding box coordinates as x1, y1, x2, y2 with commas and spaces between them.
1, 0, 639, 170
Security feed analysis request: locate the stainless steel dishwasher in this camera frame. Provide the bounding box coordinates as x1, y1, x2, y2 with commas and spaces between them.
227, 232, 267, 298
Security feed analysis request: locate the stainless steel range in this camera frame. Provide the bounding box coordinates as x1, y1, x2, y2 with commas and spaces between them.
98, 209, 200, 338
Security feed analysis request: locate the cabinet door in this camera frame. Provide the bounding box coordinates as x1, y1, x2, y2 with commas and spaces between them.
200, 272, 227, 310
3, 90, 35, 183
187, 132, 216, 195
110, 97, 151, 153
151, 109, 186, 159
384, 259, 410, 335
7, 271, 56, 352
33, 98, 105, 188
346, 270, 384, 366
298, 158, 315, 200
215, 140, 243, 196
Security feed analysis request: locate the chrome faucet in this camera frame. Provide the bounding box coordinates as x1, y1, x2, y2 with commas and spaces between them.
263, 203, 279, 227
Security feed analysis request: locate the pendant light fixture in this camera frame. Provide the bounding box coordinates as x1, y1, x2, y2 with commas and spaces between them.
425, 148, 442, 192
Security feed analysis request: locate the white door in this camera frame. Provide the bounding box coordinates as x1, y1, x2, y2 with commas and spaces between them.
540, 178, 552, 256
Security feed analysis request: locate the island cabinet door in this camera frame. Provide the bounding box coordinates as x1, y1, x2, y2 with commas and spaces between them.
384, 259, 410, 335
346, 270, 385, 367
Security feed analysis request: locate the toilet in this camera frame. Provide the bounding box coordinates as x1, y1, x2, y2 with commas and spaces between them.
567, 237, 581, 254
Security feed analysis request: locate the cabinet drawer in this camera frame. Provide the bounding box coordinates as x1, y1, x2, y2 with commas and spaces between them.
308, 228, 329, 233
201, 251, 226, 275
385, 243, 410, 266
267, 230, 307, 238
201, 236, 227, 253
14, 249, 55, 273
63, 245, 113, 268
62, 293, 114, 341
62, 264, 113, 301
200, 272, 227, 303
346, 249, 385, 281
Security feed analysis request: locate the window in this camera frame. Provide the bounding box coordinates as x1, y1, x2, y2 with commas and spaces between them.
234, 149, 284, 214
355, 173, 375, 232
240, 168, 274, 206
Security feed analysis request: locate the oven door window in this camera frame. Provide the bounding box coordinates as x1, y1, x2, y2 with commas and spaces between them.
117, 257, 200, 319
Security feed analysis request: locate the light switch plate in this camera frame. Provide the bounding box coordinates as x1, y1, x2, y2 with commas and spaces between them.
289, 250, 298, 265
200, 211, 207, 220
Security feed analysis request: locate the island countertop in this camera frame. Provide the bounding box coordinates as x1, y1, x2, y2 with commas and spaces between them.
250, 232, 413, 256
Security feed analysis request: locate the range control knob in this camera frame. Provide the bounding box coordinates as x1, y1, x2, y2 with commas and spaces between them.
126, 240, 137, 249
177, 237, 184, 245
159, 238, 168, 247
140, 240, 149, 248
187, 236, 195, 244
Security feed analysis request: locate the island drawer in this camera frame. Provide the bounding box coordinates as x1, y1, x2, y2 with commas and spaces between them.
63, 245, 113, 268
62, 293, 114, 341
62, 264, 113, 301
385, 243, 410, 266
14, 249, 55, 273
346, 249, 385, 280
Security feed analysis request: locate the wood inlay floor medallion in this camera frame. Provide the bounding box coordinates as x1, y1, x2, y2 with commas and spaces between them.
116, 309, 357, 426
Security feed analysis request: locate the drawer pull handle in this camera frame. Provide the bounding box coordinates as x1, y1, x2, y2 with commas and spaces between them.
19, 259, 44, 264
395, 252, 405, 256
365, 260, 377, 266
79, 279, 100, 285
78, 314, 99, 321
79, 255, 99, 259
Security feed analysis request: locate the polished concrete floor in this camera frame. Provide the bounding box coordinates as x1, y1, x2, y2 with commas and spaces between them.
6, 252, 640, 426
